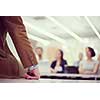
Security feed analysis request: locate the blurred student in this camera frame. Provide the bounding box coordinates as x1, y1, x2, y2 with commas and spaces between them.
35, 47, 50, 73
35, 47, 43, 62
73, 53, 83, 67
50, 49, 68, 73
79, 47, 99, 74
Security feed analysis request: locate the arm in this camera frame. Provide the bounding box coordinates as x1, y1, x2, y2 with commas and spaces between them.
50, 61, 57, 73
64, 60, 68, 67
50, 68, 57, 73
79, 62, 99, 74
3, 16, 38, 68
78, 65, 85, 74
84, 63, 99, 74
79, 61, 87, 74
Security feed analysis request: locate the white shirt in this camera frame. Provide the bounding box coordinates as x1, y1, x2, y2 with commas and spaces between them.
80, 60, 99, 71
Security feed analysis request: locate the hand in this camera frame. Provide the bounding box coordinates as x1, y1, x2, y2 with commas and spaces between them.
51, 69, 57, 73
24, 68, 40, 80
30, 68, 40, 79
84, 71, 94, 75
24, 73, 39, 80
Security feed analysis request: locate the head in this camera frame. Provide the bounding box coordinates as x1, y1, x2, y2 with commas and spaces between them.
35, 47, 43, 60
56, 49, 64, 60
78, 53, 83, 61
85, 47, 95, 59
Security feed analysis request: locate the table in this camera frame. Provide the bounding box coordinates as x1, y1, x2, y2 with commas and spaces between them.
0, 73, 100, 83
40, 73, 100, 80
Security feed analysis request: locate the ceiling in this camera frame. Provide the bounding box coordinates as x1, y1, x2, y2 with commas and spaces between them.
22, 16, 100, 44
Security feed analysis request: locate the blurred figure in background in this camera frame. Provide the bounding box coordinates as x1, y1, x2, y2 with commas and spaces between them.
35, 47, 50, 73
35, 47, 43, 62
73, 52, 83, 67
79, 47, 99, 74
50, 49, 68, 73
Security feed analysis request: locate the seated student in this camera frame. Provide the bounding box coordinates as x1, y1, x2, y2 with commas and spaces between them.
79, 47, 99, 75
50, 49, 68, 73
73, 52, 83, 67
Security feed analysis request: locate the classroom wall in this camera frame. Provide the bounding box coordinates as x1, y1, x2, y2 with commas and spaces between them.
35, 37, 100, 65
7, 33, 100, 65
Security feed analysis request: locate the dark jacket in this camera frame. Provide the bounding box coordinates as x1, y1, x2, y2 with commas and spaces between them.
50, 59, 67, 73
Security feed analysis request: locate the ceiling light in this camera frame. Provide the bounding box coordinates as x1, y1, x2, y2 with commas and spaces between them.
46, 16, 84, 43
23, 17, 66, 44
28, 34, 50, 46
84, 16, 100, 40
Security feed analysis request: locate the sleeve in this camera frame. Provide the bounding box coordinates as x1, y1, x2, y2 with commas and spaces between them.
61, 60, 68, 67
64, 60, 68, 65
3, 16, 38, 68
95, 60, 99, 65
50, 61, 56, 69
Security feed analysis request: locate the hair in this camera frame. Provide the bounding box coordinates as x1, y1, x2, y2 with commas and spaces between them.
35, 47, 43, 52
35, 47, 43, 60
58, 49, 64, 60
87, 47, 96, 57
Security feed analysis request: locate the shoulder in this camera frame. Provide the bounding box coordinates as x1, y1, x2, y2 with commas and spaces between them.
62, 59, 67, 63
50, 60, 56, 68
63, 59, 66, 62
51, 60, 56, 64
62, 59, 67, 62
92, 60, 99, 65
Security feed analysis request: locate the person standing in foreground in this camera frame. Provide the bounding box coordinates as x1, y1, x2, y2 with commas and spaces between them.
0, 16, 40, 79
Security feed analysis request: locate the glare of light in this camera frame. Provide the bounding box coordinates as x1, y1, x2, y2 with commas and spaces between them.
46, 16, 84, 43
84, 16, 100, 40
23, 17, 66, 44
28, 34, 50, 46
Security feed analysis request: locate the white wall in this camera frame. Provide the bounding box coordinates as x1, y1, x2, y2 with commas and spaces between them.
36, 37, 100, 65
6, 33, 100, 65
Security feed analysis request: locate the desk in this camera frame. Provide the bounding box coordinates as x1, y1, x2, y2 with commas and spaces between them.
40, 73, 100, 80
0, 73, 100, 83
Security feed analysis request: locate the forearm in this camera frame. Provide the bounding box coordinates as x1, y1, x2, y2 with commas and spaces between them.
3, 16, 38, 68
81, 70, 96, 75
50, 68, 56, 73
